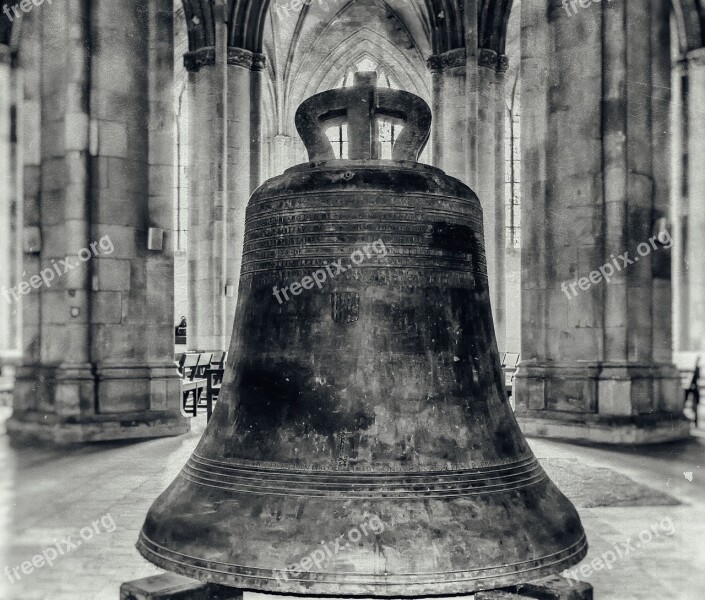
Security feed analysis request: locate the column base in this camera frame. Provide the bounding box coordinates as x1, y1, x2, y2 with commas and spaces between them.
120, 573, 592, 600
514, 362, 690, 444
6, 411, 189, 445
8, 362, 190, 445
515, 410, 690, 445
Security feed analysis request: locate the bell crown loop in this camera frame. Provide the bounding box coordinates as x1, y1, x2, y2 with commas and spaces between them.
295, 71, 432, 163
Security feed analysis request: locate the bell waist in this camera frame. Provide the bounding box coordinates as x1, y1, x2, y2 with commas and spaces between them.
180, 452, 546, 499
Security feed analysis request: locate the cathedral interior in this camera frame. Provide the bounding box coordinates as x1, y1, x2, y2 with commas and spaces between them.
0, 0, 704, 598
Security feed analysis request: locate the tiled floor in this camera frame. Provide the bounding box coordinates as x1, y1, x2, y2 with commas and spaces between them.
0, 411, 703, 600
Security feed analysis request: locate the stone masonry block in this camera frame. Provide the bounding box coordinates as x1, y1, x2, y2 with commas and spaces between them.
92, 324, 148, 362
41, 290, 74, 324
93, 188, 142, 227
92, 225, 137, 260
93, 259, 132, 292
92, 291, 123, 324
98, 120, 129, 157
98, 377, 150, 414
64, 112, 89, 151
598, 378, 633, 415
41, 323, 89, 364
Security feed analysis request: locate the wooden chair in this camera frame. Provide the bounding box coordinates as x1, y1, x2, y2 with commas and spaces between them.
202, 352, 227, 422
194, 352, 213, 379
503, 352, 520, 402
210, 351, 227, 370
683, 358, 701, 428
181, 354, 207, 418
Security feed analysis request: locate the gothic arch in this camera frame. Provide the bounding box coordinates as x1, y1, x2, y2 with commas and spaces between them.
671, 0, 705, 53
479, 0, 514, 55
284, 27, 430, 127
183, 0, 554, 59
180, 0, 216, 51
227, 0, 462, 55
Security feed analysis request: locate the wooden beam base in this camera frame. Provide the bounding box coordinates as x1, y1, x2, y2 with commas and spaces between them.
477, 575, 593, 599
120, 573, 241, 600
121, 573, 593, 599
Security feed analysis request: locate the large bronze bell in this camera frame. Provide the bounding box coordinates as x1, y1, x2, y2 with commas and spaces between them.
138, 73, 587, 596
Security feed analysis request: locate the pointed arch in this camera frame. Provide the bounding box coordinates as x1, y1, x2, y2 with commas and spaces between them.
479, 0, 514, 55
284, 26, 431, 128
231, 0, 462, 55
180, 0, 216, 51
671, 0, 705, 53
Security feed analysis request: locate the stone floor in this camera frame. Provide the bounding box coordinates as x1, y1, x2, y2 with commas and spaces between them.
0, 409, 703, 600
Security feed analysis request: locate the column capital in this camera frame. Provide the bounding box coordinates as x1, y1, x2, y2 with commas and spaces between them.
673, 56, 689, 74
184, 47, 215, 73
478, 48, 509, 73
184, 46, 267, 73
427, 48, 466, 72
687, 47, 705, 67
228, 47, 267, 71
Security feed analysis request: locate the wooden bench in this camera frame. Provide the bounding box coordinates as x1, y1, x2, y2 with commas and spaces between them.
681, 357, 701, 428
176, 351, 227, 420
203, 351, 227, 421
178, 353, 209, 418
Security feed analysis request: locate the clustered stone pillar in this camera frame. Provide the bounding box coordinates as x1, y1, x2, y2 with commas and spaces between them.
684, 48, 705, 353
428, 47, 507, 352
428, 49, 468, 181
183, 45, 265, 352
477, 49, 508, 352
273, 134, 293, 178
515, 0, 689, 443
671, 57, 688, 354
0, 44, 16, 361
9, 0, 188, 443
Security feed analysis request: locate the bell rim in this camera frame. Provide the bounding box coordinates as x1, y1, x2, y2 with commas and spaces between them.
136, 531, 588, 597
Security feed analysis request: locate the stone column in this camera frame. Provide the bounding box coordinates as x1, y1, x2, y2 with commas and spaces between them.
185, 46, 264, 352
9, 0, 188, 444
19, 9, 41, 369
514, 0, 688, 443
428, 47, 507, 351
227, 49, 261, 347
429, 67, 444, 168
477, 49, 508, 352
250, 57, 264, 191
671, 58, 688, 353
0, 45, 15, 361
685, 48, 705, 352
427, 49, 467, 181
273, 134, 292, 177
185, 50, 226, 352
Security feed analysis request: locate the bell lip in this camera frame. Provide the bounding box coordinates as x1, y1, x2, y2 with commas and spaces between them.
136, 531, 588, 597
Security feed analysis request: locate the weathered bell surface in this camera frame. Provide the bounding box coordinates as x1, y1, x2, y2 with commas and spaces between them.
137, 73, 587, 596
